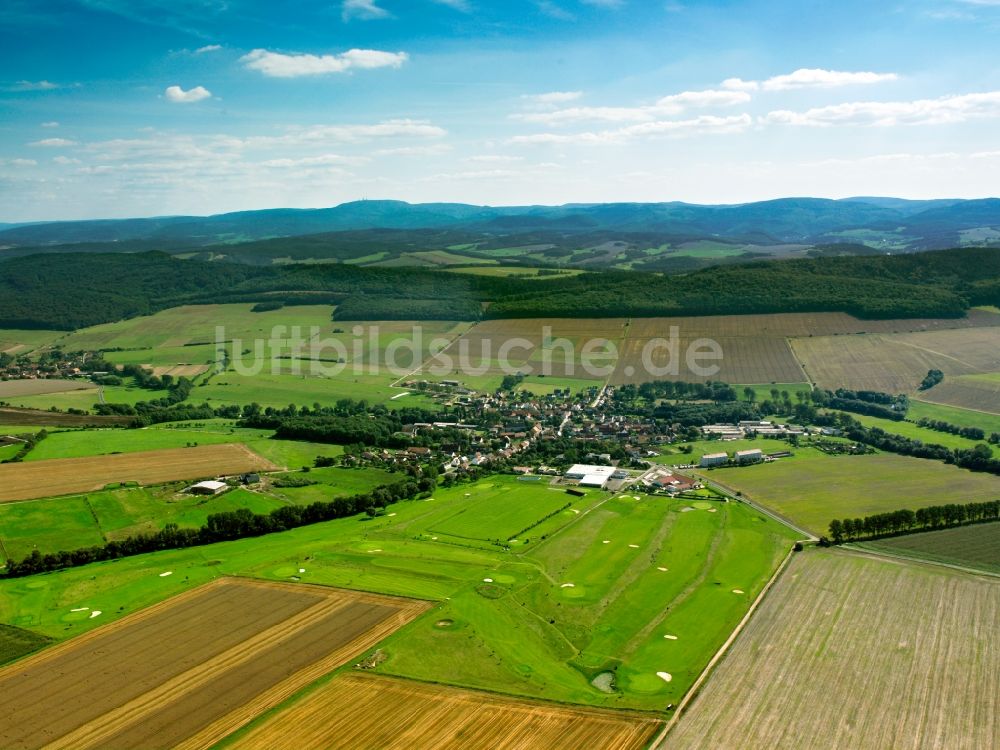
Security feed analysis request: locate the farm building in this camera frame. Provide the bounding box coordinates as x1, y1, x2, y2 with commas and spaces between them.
565, 464, 616, 488
188, 480, 228, 495
735, 449, 764, 465
700, 452, 729, 468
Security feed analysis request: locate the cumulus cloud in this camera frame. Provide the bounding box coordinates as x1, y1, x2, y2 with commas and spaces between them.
467, 154, 524, 163
29, 137, 77, 147
522, 91, 584, 107
5, 80, 60, 92
41, 121, 60, 128
762, 91, 1000, 127
581, 0, 625, 7
0, 158, 38, 167
260, 153, 368, 168
164, 85, 212, 103
431, 0, 471, 10
195, 44, 222, 53
510, 113, 753, 144
373, 144, 452, 156
53, 155, 81, 165
513, 89, 750, 125
722, 77, 759, 92
762, 68, 898, 91
342, 0, 390, 20
240, 48, 408, 78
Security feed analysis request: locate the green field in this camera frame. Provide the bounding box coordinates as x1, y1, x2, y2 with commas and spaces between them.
445, 266, 586, 279
846, 412, 996, 455
908, 399, 1000, 436
652, 437, 797, 464
702, 452, 1000, 535
0, 623, 52, 667
0, 474, 797, 711
0, 486, 285, 561
861, 522, 1000, 574
24, 427, 241, 461
732, 383, 813, 402
0, 329, 65, 355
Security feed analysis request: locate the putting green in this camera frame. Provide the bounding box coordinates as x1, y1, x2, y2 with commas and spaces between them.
693, 501, 714, 510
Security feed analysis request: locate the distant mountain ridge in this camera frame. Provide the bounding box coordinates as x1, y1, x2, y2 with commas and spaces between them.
1, 198, 998, 271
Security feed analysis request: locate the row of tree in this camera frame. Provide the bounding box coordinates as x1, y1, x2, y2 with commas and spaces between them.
828, 499, 1000, 542
915, 417, 988, 442
4, 475, 434, 578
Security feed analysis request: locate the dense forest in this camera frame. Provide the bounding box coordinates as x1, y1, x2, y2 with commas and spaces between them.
1, 246, 999, 330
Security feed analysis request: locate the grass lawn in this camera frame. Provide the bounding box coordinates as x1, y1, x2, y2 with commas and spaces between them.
0, 486, 285, 561
732, 383, 813, 402
860, 522, 1000, 574
267, 466, 399, 504
5, 382, 171, 412
908, 399, 1000, 436
701, 452, 1000, 536
846, 412, 996, 455
651, 437, 797, 465
25, 427, 239, 461
0, 474, 798, 712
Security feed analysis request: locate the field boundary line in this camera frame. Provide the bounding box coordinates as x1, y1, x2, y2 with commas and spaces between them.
650, 544, 799, 749
841, 543, 1000, 579
42, 596, 353, 750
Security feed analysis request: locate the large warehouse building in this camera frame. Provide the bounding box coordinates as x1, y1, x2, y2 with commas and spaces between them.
565, 464, 617, 488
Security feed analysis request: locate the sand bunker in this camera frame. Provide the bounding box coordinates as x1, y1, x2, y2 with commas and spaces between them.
159, 571, 173, 577
483, 578, 494, 583
388, 512, 397, 517
560, 583, 575, 588
571, 509, 580, 514
298, 568, 306, 573
633, 495, 641, 501
663, 634, 678, 640
657, 567, 668, 572
89, 611, 102, 619
603, 540, 611, 544
707, 508, 717, 513
732, 589, 744, 595
369, 549, 382, 553
628, 544, 640, 549
70, 607, 89, 612
657, 672, 673, 683
680, 507, 695, 513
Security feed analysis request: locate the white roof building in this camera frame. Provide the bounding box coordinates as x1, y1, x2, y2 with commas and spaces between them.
189, 480, 228, 495
565, 464, 616, 487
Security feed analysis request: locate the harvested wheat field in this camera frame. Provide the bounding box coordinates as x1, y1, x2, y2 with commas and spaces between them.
0, 578, 429, 750
229, 673, 663, 750
918, 374, 1000, 414
0, 379, 96, 398
792, 327, 1000, 392
665, 550, 1000, 750
0, 444, 277, 503
147, 364, 211, 378
0, 406, 132, 427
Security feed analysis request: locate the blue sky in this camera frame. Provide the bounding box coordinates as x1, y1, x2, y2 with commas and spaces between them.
1, 0, 999, 221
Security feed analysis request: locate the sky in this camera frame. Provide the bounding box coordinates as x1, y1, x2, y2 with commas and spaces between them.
1, 0, 1000, 222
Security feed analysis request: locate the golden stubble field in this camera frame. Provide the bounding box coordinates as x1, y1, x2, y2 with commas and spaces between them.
665, 550, 1000, 750
0, 444, 277, 503
229, 673, 664, 750
0, 578, 430, 750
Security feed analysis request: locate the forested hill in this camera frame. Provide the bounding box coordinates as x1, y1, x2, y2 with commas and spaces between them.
1, 246, 999, 330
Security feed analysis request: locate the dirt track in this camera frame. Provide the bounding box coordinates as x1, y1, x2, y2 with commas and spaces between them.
0, 578, 429, 750
0, 444, 277, 503
230, 673, 664, 750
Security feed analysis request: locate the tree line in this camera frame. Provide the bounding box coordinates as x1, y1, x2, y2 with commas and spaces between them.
828, 499, 1000, 543
4, 475, 434, 578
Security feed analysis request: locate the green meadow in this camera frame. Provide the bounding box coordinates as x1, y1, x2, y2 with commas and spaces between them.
0, 475, 797, 710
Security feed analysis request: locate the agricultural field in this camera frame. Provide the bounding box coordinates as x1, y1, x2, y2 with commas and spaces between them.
0, 329, 65, 356
908, 398, 1000, 434
667, 549, 1000, 750
0, 474, 798, 714
916, 373, 1000, 414
0, 624, 52, 667
445, 265, 586, 279
845, 412, 997, 455
699, 452, 1000, 536
0, 406, 132, 427
226, 674, 663, 750
24, 427, 242, 461
0, 578, 428, 750
0, 444, 277, 503
0, 486, 285, 561
861, 522, 1000, 574
0, 379, 95, 398
4, 381, 171, 412
790, 326, 1000, 394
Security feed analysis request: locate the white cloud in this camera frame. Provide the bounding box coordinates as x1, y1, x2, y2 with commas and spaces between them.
164, 85, 212, 103
341, 0, 390, 20
261, 154, 368, 168
761, 68, 898, 91
53, 155, 81, 165
373, 144, 453, 156
431, 0, 471, 10
41, 121, 60, 128
513, 89, 750, 125
467, 154, 524, 163
522, 91, 583, 106
763, 91, 1000, 127
510, 113, 753, 144
29, 138, 77, 147
240, 48, 408, 78
722, 77, 759, 92
0, 158, 38, 167
195, 44, 222, 53
6, 80, 59, 92
581, 0, 625, 7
